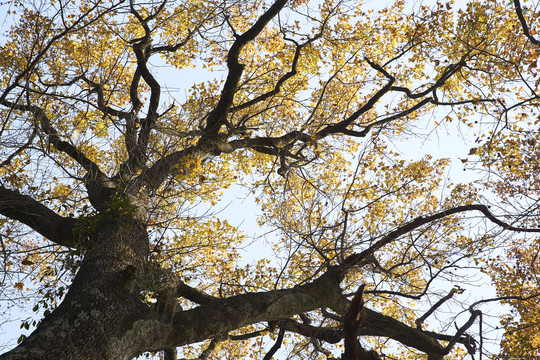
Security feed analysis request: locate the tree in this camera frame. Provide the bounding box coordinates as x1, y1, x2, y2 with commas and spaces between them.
0, 0, 539, 359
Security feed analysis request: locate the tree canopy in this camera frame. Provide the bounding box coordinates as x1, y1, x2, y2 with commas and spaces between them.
1, 0, 540, 359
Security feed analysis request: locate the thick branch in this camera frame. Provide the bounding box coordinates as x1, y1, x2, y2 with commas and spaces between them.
131, 146, 214, 192
337, 97, 435, 138
116, 0, 171, 178
514, 0, 540, 47
0, 185, 81, 248
391, 49, 473, 99
165, 268, 343, 348
228, 131, 312, 151
133, 48, 160, 162
416, 286, 464, 330
278, 308, 474, 359
316, 58, 395, 139
203, 0, 288, 136
340, 204, 540, 271
1, 100, 107, 181
230, 28, 325, 112
119, 4, 162, 174
280, 320, 343, 343
151, 28, 196, 54
343, 284, 366, 360
161, 268, 465, 359
315, 51, 476, 140
262, 325, 285, 360
81, 76, 130, 119
132, 129, 313, 192
359, 308, 445, 360
444, 310, 481, 355
176, 280, 220, 305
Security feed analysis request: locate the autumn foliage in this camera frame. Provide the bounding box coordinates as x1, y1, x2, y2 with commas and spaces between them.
1, 0, 540, 359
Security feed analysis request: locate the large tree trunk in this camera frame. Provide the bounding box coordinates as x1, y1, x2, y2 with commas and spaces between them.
1, 216, 151, 360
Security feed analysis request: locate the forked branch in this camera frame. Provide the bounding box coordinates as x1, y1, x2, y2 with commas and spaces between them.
203, 0, 289, 136
0, 99, 107, 182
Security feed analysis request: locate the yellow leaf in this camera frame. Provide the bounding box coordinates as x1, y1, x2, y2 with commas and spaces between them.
14, 282, 24, 291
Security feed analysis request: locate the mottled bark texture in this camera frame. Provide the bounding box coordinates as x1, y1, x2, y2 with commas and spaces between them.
1, 215, 151, 360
